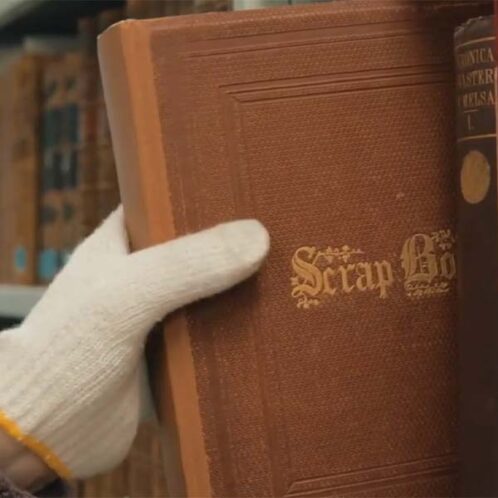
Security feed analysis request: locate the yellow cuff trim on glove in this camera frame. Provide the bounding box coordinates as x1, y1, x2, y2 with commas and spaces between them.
0, 410, 71, 479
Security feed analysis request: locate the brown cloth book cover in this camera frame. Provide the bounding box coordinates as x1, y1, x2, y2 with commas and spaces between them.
98, 1, 490, 496
0, 71, 15, 283
454, 15, 497, 498
96, 9, 124, 222
76, 17, 100, 239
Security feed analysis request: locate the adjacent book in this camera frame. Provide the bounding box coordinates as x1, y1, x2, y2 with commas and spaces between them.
10, 55, 44, 284
454, 14, 497, 498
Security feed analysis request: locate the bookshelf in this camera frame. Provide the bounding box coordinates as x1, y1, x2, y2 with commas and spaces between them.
0, 0, 125, 321
0, 0, 125, 39
0, 284, 44, 319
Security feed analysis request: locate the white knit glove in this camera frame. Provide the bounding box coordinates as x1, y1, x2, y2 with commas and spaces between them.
0, 207, 269, 480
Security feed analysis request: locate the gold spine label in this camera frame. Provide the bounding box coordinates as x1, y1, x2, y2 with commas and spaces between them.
455, 32, 496, 141
460, 149, 491, 204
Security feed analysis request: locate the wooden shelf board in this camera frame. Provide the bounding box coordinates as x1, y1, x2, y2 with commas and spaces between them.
0, 284, 45, 319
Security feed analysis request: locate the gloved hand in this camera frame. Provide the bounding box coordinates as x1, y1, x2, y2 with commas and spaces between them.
0, 206, 269, 482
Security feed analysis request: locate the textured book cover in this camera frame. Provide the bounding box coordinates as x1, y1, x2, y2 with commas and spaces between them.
162, 0, 180, 17
0, 74, 5, 282
77, 17, 100, 239
194, 0, 231, 13
98, 1, 491, 496
454, 15, 497, 497
126, 0, 153, 19
147, 1, 168, 18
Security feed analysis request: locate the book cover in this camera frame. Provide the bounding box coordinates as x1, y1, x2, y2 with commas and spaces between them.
98, 1, 491, 496
454, 15, 497, 497
126, 0, 153, 19
96, 8, 124, 222
0, 72, 14, 283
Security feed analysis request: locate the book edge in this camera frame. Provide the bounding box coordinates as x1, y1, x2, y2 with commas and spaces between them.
98, 21, 212, 498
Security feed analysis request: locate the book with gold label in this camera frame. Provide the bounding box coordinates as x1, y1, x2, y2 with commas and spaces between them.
454, 15, 496, 498
98, 1, 491, 496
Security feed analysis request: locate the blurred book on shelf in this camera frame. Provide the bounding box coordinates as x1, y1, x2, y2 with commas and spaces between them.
0, 2, 236, 289
0, 1, 229, 497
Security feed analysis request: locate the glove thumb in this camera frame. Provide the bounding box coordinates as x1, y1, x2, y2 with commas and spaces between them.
119, 219, 270, 329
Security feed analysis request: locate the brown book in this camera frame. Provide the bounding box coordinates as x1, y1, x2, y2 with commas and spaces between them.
454, 15, 497, 497
98, 1, 491, 496
177, 0, 195, 15
81, 423, 168, 498
77, 17, 100, 239
126, 0, 168, 19
0, 72, 14, 283
147, 1, 168, 18
61, 52, 82, 265
38, 56, 65, 283
10, 55, 44, 284
96, 8, 124, 222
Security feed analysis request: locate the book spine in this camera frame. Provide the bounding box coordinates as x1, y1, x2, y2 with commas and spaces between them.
61, 53, 81, 265
177, 0, 195, 15
11, 56, 43, 284
77, 18, 99, 239
126, 0, 167, 20
162, 0, 179, 16
146, 1, 167, 18
0, 75, 5, 282
454, 15, 497, 497
38, 58, 65, 283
